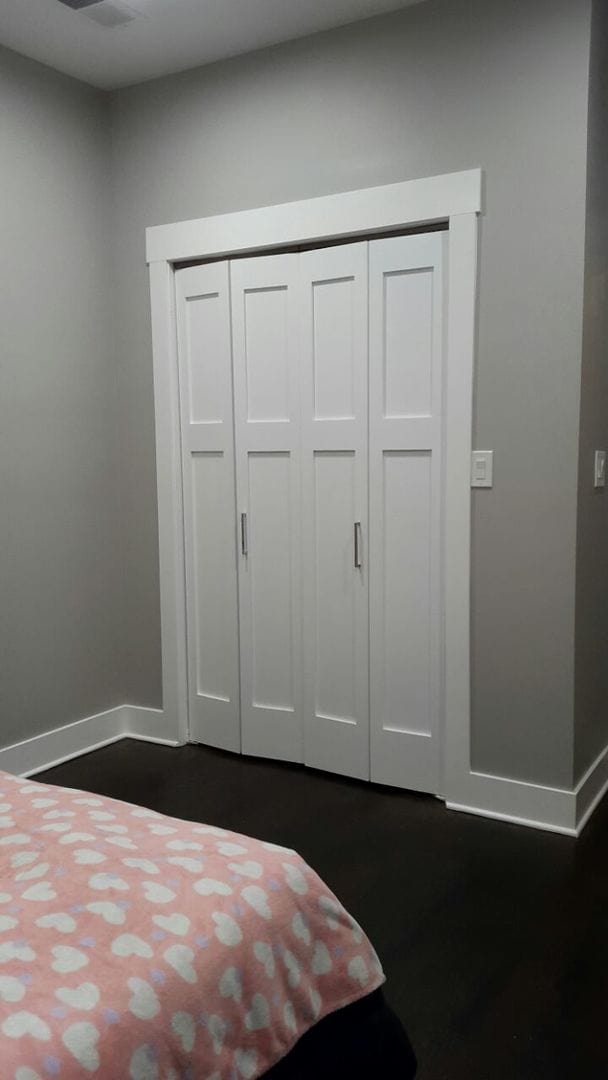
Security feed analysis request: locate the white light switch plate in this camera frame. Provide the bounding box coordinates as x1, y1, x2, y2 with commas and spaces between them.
594, 450, 606, 489
471, 450, 494, 488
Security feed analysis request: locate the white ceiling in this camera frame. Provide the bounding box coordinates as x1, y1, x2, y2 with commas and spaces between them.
0, 0, 427, 91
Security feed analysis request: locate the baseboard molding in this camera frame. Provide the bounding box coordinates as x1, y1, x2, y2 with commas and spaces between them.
575, 742, 608, 835
446, 770, 577, 837
3, 706, 608, 837
126, 705, 179, 746
447, 742, 608, 838
0, 705, 177, 778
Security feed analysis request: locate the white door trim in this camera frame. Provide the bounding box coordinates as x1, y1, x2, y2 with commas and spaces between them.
147, 169, 482, 808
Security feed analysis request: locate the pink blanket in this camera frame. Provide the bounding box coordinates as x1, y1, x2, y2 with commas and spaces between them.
0, 770, 383, 1078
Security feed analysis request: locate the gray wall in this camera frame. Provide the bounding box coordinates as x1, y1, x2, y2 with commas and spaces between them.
0, 46, 127, 745
574, 0, 608, 784
110, 0, 591, 789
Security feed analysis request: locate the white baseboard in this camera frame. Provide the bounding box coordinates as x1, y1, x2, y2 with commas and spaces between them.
126, 705, 180, 746
575, 742, 608, 835
447, 741, 608, 838
3, 705, 608, 837
0, 705, 178, 778
446, 769, 577, 836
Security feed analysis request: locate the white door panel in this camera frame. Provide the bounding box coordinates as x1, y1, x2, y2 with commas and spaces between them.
300, 243, 369, 780
369, 233, 445, 794
175, 263, 240, 751
232, 254, 303, 763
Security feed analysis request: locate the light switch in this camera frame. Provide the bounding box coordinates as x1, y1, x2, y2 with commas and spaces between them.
594, 450, 606, 489
471, 450, 494, 488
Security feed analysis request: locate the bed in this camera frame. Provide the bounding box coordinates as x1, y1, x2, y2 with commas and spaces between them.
0, 770, 416, 1078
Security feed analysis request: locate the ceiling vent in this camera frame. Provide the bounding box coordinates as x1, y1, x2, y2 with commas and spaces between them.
57, 0, 137, 27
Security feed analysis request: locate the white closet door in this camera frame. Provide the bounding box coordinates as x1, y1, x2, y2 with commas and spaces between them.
175, 263, 240, 751
231, 254, 303, 763
299, 243, 370, 780
369, 233, 445, 794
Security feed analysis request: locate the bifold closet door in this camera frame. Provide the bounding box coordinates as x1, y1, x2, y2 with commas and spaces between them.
369, 233, 445, 795
299, 243, 370, 780
231, 254, 303, 763
175, 263, 240, 752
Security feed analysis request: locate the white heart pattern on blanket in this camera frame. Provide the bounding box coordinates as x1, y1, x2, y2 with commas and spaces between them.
166, 839, 203, 852
282, 948, 301, 988
311, 940, 332, 976
89, 873, 129, 892
73, 849, 106, 866
62, 1021, 100, 1072
171, 1011, 196, 1053
212, 912, 242, 947
111, 934, 153, 959
15, 862, 49, 882
129, 1043, 159, 1080
122, 858, 159, 875
51, 945, 89, 974
227, 861, 263, 880
10, 851, 38, 868
292, 912, 311, 946
35, 912, 76, 933
55, 983, 100, 1011
127, 978, 160, 1021
309, 987, 322, 1019
235, 1048, 258, 1079
253, 941, 275, 978
86, 901, 126, 925
0, 915, 18, 931
22, 881, 57, 903
348, 955, 369, 987
0, 976, 26, 1003
318, 895, 341, 930
193, 878, 232, 897
163, 944, 197, 984
241, 885, 272, 920
207, 1014, 227, 1055
283, 1000, 297, 1034
167, 856, 203, 874
0, 942, 36, 963
245, 992, 270, 1031
104, 836, 137, 850
142, 881, 175, 904
152, 913, 190, 936
2, 1012, 51, 1041
282, 863, 308, 895
219, 965, 242, 1003
216, 841, 248, 857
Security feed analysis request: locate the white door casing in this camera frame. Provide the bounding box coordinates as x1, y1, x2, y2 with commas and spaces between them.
231, 253, 304, 763
299, 242, 370, 780
175, 262, 240, 752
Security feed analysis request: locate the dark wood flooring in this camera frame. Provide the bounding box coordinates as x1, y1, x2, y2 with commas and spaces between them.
39, 740, 608, 1080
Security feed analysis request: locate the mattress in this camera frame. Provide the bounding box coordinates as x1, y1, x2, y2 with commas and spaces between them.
0, 769, 389, 1079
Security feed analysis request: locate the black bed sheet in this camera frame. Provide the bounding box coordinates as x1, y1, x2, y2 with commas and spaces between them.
263, 989, 417, 1078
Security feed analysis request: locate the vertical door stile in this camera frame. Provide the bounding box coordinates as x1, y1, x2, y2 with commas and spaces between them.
299, 242, 370, 780
175, 262, 241, 752
231, 253, 304, 763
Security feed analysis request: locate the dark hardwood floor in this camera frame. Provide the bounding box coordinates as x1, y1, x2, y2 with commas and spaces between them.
39, 740, 608, 1080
